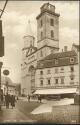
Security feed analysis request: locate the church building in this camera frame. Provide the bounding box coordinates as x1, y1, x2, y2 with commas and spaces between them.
21, 3, 79, 97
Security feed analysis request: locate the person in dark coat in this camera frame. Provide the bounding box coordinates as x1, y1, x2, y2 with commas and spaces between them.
10, 95, 16, 109
27, 95, 30, 102
5, 93, 10, 109
38, 95, 42, 103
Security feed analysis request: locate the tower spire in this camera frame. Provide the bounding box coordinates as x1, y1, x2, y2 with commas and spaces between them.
25, 19, 34, 37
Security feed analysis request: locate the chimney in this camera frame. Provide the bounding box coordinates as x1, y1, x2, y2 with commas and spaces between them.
64, 46, 67, 52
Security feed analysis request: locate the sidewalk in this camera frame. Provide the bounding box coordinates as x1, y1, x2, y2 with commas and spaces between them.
0, 104, 36, 123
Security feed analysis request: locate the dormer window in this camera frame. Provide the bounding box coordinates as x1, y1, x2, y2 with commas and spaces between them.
70, 58, 74, 63
50, 18, 54, 26
55, 59, 58, 65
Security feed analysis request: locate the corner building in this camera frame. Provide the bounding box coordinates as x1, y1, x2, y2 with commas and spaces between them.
21, 3, 79, 97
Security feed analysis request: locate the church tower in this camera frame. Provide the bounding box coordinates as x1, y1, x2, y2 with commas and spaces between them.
22, 20, 35, 60
36, 3, 60, 50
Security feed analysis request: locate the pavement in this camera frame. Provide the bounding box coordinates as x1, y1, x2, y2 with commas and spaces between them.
0, 104, 36, 123
0, 97, 75, 122
31, 98, 74, 114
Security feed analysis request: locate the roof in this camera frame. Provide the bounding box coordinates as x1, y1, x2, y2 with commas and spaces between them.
73, 44, 80, 51
42, 51, 77, 60
34, 88, 77, 95
37, 50, 78, 69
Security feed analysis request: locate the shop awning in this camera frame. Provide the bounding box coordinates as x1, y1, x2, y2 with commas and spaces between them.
33, 88, 77, 95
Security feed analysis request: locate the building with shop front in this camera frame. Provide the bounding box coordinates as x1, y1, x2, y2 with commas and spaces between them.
21, 3, 79, 97
1, 76, 21, 96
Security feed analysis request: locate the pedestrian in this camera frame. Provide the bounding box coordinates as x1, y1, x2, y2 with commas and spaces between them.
5, 93, 10, 109
10, 95, 16, 109
38, 95, 42, 103
27, 95, 30, 102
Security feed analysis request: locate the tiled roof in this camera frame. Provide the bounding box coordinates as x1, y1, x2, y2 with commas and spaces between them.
37, 50, 78, 69
42, 51, 77, 60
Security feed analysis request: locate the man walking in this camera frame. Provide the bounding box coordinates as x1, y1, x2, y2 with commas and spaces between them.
5, 93, 9, 109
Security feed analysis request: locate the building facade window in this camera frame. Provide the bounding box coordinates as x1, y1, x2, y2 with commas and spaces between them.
51, 30, 54, 38
70, 74, 75, 80
50, 18, 54, 26
41, 19, 43, 27
40, 70, 43, 75
40, 80, 43, 86
47, 79, 51, 85
61, 67, 64, 71
41, 31, 43, 39
47, 69, 51, 74
55, 68, 58, 73
70, 66, 74, 72
55, 78, 58, 84
61, 77, 64, 84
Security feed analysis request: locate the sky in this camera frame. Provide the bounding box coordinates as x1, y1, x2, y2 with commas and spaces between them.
0, 1, 79, 83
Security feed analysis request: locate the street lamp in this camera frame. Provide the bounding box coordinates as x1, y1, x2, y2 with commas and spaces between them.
0, 62, 3, 111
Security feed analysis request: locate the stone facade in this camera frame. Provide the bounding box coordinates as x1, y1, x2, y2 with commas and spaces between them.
21, 3, 79, 96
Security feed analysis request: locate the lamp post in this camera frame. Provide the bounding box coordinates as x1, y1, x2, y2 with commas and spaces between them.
0, 62, 3, 111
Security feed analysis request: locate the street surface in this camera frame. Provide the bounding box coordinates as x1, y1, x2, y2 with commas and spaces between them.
0, 104, 36, 123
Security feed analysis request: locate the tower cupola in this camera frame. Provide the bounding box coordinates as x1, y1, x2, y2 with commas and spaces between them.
36, 3, 60, 50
